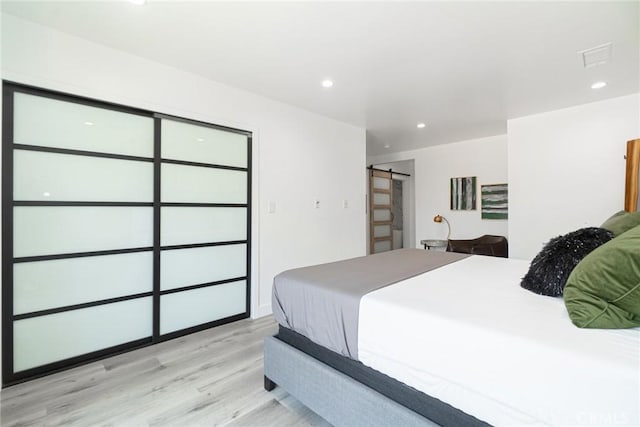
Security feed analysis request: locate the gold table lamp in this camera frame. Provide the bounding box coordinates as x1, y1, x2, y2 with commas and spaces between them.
433, 214, 451, 240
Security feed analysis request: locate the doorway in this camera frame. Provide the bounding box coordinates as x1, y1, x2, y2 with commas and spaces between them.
392, 179, 404, 250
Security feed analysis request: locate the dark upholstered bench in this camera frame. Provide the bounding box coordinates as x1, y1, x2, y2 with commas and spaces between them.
446, 235, 508, 258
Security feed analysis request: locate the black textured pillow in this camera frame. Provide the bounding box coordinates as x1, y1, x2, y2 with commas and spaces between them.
520, 227, 614, 297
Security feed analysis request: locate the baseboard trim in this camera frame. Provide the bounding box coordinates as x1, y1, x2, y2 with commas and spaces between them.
252, 303, 272, 319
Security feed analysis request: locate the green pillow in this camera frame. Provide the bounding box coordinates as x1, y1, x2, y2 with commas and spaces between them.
564, 224, 640, 328
600, 210, 640, 236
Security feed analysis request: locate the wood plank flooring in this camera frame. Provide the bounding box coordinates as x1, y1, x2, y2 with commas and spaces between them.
0, 316, 331, 427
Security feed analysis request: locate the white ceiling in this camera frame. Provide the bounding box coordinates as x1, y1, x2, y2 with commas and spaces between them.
2, 1, 638, 156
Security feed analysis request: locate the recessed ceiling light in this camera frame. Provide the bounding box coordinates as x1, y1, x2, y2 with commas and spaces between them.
417, 123, 426, 129
321, 79, 334, 88
128, 0, 146, 5
196, 138, 204, 142
384, 144, 390, 149
591, 81, 607, 89
84, 121, 94, 126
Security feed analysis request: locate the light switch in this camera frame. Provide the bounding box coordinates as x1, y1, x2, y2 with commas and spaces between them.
343, 200, 349, 208
268, 201, 276, 214
314, 200, 320, 209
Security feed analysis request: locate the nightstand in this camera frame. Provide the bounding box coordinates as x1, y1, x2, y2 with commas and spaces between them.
420, 239, 448, 250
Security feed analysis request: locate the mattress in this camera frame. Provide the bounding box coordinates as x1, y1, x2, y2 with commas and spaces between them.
272, 249, 468, 358
358, 255, 640, 426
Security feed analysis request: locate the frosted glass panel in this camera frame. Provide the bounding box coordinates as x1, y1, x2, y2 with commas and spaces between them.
374, 225, 391, 238
14, 93, 153, 157
373, 193, 391, 206
161, 119, 247, 167
14, 252, 152, 315
14, 150, 152, 202
161, 163, 246, 204
14, 207, 153, 257
373, 177, 390, 190
161, 207, 246, 246
161, 244, 246, 291
374, 240, 392, 253
160, 280, 246, 334
14, 297, 152, 372
373, 209, 391, 222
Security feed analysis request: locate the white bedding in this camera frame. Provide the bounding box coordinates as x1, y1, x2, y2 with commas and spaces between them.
358, 255, 640, 426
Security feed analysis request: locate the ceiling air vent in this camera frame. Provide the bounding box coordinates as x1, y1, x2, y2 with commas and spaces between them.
578, 43, 612, 68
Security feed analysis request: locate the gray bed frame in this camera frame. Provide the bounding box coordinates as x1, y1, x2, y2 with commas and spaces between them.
263, 336, 437, 426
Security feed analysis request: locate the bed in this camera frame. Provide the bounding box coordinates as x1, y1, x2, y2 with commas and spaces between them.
264, 248, 640, 426
265, 249, 640, 426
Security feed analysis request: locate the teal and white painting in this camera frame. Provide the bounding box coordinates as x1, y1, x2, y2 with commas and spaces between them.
481, 184, 508, 219
450, 176, 477, 210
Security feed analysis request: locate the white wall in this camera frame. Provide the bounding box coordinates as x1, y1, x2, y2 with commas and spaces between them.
369, 135, 508, 247
0, 14, 367, 326
508, 93, 640, 260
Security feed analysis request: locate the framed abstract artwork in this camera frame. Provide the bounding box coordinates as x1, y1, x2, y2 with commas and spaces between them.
450, 176, 476, 210
481, 183, 508, 219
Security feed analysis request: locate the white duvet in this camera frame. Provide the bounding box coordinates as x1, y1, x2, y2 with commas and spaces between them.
358, 256, 640, 426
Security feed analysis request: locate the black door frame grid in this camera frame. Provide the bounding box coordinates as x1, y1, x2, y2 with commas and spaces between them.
1, 81, 252, 386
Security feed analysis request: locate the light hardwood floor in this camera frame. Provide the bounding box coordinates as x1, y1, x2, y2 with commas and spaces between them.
0, 316, 331, 427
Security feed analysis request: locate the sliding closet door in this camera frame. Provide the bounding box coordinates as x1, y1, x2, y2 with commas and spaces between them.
3, 85, 155, 382
2, 82, 252, 385
369, 169, 393, 254
158, 117, 250, 338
